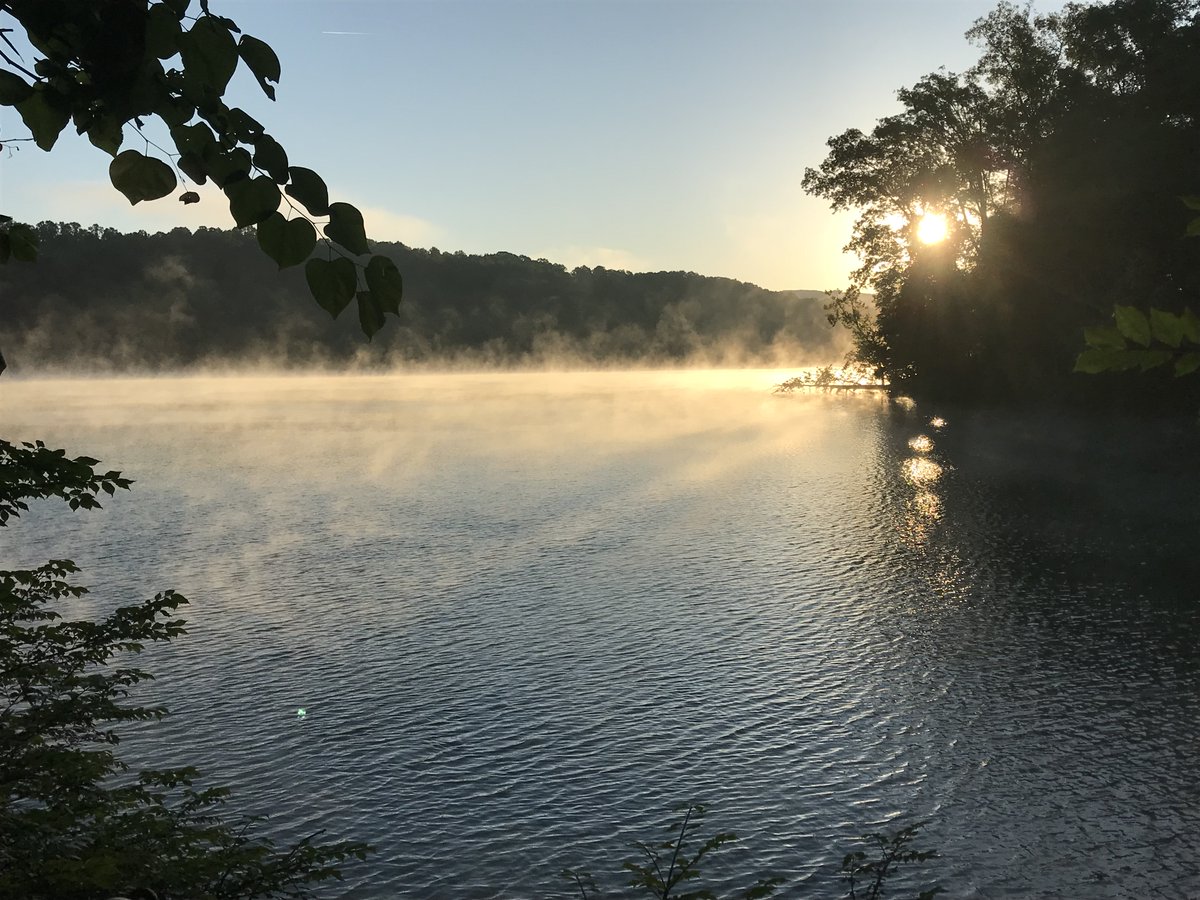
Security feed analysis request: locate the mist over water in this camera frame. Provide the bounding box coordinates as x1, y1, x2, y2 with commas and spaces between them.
3, 370, 1198, 898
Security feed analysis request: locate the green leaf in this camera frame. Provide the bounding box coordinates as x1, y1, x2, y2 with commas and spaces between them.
225, 175, 280, 227
179, 191, 201, 205
357, 291, 386, 338
16, 89, 70, 151
305, 257, 357, 318
1182, 195, 1200, 211
1083, 325, 1125, 350
177, 152, 208, 185
1180, 309, 1200, 344
1149, 308, 1184, 348
1074, 348, 1136, 374
223, 106, 263, 142
155, 95, 195, 128
1174, 352, 1200, 376
1129, 349, 1173, 371
179, 17, 239, 98
364, 255, 403, 314
146, 3, 183, 59
5, 224, 37, 262
285, 167, 330, 216
252, 134, 289, 183
325, 202, 369, 255
238, 35, 281, 101
170, 121, 217, 157
86, 116, 124, 156
202, 145, 252, 187
257, 213, 316, 269
109, 151, 178, 204
1113, 305, 1152, 347
0, 70, 33, 105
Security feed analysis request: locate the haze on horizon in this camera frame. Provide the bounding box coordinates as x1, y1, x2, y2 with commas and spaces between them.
0, 0, 1067, 292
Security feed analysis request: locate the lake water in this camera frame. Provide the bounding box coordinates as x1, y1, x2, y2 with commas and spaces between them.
3, 370, 1199, 898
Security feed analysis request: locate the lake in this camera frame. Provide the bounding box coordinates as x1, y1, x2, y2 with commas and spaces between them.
3, 370, 1198, 898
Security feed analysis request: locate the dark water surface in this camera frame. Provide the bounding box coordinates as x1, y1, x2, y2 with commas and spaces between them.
3, 371, 1198, 898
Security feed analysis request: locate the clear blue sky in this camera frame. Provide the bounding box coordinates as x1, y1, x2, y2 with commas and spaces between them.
0, 0, 1065, 290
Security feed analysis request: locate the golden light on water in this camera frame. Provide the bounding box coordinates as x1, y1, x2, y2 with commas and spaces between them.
908, 435, 934, 453
930, 417, 947, 429
902, 456, 943, 485
917, 212, 949, 244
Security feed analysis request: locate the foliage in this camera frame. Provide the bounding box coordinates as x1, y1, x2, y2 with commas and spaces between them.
0, 223, 842, 370
564, 803, 785, 900
0, 441, 371, 899
0, 0, 400, 338
840, 823, 942, 900
1075, 304, 1200, 375
803, 0, 1200, 406
773, 362, 884, 393
563, 805, 940, 900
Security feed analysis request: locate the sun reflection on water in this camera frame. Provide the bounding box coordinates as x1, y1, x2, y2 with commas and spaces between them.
907, 435, 934, 453
901, 456, 943, 485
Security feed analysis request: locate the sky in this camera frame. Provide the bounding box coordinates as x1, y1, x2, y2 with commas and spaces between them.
0, 0, 1067, 291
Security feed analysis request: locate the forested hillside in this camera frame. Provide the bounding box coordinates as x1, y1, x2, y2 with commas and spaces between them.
805, 0, 1200, 410
0, 223, 843, 372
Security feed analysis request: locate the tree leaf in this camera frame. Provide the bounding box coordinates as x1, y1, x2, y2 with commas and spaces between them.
146, 3, 183, 59
1129, 349, 1173, 371
179, 17, 239, 98
1188, 217, 1200, 238
1074, 348, 1135, 374
16, 89, 70, 151
0, 70, 33, 105
202, 145, 252, 188
357, 290, 385, 338
225, 175, 281, 227
170, 122, 217, 157
238, 35, 281, 101
257, 213, 316, 269
179, 191, 201, 205
285, 167, 330, 216
364, 255, 403, 314
223, 107, 263, 142
305, 257, 357, 318
86, 115, 125, 156
155, 94, 196, 128
1082, 325, 1125, 350
1113, 305, 1152, 347
109, 151, 178, 205
1149, 308, 1183, 348
1180, 309, 1200, 344
251, 134, 289, 183
177, 152, 208, 185
1174, 352, 1200, 377
324, 202, 369, 255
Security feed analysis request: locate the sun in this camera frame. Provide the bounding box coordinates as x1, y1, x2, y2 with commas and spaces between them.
916, 212, 949, 244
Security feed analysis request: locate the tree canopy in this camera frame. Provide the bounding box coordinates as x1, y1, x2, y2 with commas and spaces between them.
804, 0, 1200, 407
0, 222, 842, 371
0, 0, 402, 354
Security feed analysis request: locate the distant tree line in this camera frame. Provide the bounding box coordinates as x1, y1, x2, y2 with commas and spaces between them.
0, 222, 843, 372
804, 0, 1200, 410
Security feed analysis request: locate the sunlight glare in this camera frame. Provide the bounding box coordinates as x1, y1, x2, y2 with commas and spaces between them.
917, 213, 949, 244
